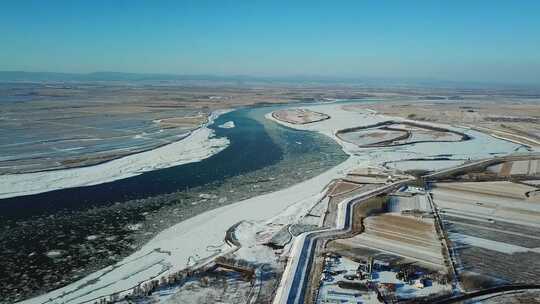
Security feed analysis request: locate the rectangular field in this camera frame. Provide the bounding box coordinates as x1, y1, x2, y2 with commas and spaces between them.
431, 181, 540, 288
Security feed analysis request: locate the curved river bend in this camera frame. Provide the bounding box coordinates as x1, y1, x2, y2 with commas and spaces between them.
0, 105, 348, 303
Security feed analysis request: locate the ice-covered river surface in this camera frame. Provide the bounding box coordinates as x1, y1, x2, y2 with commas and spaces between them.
1, 100, 530, 303
0, 105, 348, 303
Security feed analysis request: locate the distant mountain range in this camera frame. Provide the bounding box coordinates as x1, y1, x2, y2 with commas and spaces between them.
0, 71, 252, 82
0, 71, 538, 91
0, 71, 380, 83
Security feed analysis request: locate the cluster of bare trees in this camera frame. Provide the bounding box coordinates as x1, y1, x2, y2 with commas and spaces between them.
92, 266, 206, 304
92, 257, 258, 303
215, 256, 256, 282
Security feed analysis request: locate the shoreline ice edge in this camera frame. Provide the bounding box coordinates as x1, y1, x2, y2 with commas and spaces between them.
0, 110, 232, 200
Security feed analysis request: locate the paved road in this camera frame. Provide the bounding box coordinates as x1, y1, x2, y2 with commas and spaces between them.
274, 153, 540, 304
424, 152, 540, 181
273, 181, 405, 304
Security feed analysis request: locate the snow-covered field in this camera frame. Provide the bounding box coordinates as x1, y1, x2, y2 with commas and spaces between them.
385, 159, 467, 172
0, 111, 230, 199
451, 234, 539, 254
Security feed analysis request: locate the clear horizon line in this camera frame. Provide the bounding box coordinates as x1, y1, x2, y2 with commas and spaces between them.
1, 70, 540, 88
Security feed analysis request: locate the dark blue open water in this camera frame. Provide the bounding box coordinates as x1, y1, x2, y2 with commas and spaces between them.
0, 104, 349, 302
0, 107, 283, 219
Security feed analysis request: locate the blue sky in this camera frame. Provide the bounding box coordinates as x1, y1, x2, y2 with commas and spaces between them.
1, 1, 539, 84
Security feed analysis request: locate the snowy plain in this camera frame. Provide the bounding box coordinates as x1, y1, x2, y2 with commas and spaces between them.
17, 102, 527, 303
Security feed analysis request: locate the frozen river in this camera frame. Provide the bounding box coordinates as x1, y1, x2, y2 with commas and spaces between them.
0, 105, 348, 303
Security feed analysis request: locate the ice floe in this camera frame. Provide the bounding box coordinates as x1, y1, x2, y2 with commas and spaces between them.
218, 121, 235, 129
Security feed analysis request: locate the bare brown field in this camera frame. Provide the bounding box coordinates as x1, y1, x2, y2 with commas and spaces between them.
322, 183, 379, 228
342, 175, 388, 184
435, 181, 538, 200
332, 213, 446, 268
1, 83, 377, 173
363, 100, 540, 147
327, 180, 364, 197
487, 159, 540, 177
336, 121, 467, 147
158, 115, 208, 129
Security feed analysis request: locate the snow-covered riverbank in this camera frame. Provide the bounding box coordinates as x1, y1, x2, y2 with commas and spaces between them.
18, 155, 363, 304
267, 103, 524, 165
17, 102, 524, 304
0, 111, 230, 199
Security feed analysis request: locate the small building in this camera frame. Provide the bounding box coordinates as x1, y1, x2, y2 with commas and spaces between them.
413, 279, 425, 289
378, 282, 396, 292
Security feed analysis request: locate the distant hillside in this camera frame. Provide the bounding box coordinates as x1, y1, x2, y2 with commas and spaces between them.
0, 71, 237, 82
0, 71, 384, 85
1, 71, 538, 92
